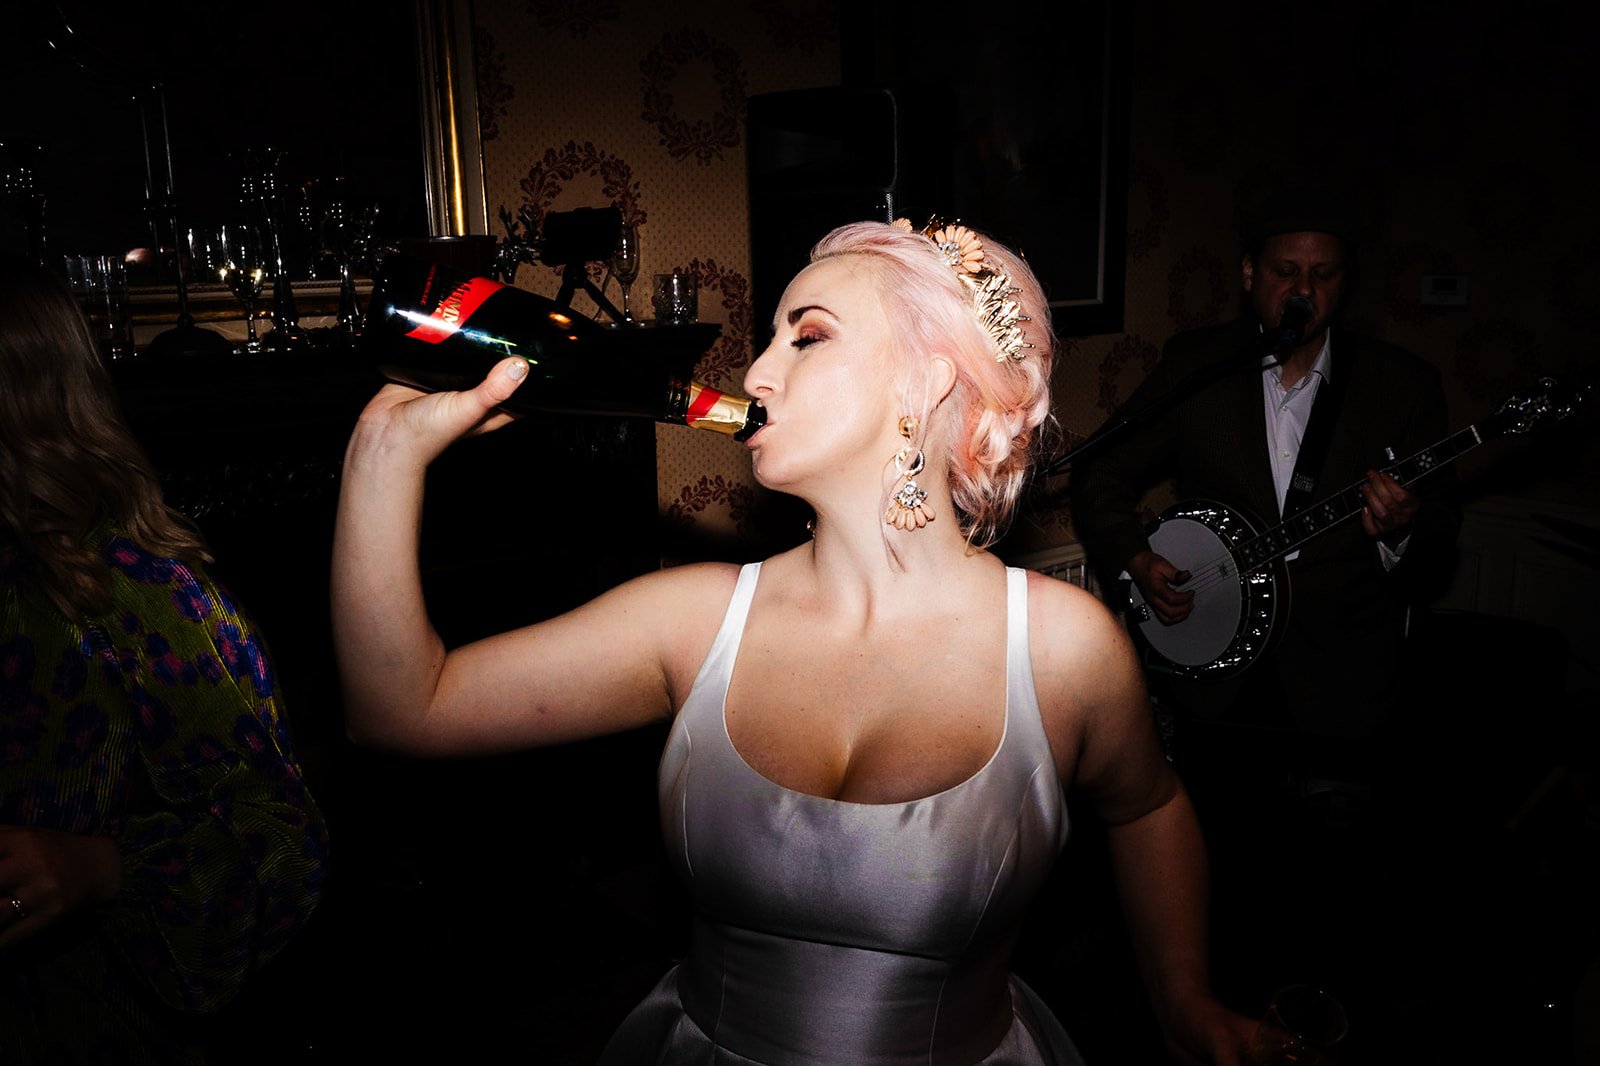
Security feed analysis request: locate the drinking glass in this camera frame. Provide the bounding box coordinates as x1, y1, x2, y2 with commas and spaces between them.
611, 223, 640, 323
1246, 984, 1348, 1065
67, 254, 133, 360
96, 255, 133, 360
651, 271, 697, 325
214, 225, 268, 354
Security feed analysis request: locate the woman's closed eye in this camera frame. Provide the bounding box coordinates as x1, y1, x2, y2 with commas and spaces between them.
791, 330, 827, 350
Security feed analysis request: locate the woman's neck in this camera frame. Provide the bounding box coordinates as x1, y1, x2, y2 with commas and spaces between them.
801, 491, 979, 604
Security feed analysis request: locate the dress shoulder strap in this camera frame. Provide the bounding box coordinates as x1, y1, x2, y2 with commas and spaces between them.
724, 561, 761, 631
683, 561, 762, 701
1005, 565, 1031, 681
1003, 566, 1059, 779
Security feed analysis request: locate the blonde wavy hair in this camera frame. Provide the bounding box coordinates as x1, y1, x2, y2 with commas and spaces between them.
809, 221, 1057, 549
0, 255, 209, 619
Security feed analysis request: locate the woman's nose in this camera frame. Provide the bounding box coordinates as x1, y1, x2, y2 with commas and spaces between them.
743, 342, 782, 395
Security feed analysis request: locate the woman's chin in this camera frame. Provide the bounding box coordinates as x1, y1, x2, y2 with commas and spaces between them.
748, 449, 780, 483
749, 464, 790, 492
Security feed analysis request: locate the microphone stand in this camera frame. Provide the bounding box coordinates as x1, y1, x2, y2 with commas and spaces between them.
1043, 320, 1305, 477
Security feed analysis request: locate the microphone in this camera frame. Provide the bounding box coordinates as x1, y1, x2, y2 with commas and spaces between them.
1278, 296, 1314, 342
1260, 296, 1315, 361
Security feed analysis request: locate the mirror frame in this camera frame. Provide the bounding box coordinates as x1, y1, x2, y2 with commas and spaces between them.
414, 0, 490, 238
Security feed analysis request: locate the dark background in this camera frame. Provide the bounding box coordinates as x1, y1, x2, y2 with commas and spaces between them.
4, 1, 426, 265
746, 0, 1129, 345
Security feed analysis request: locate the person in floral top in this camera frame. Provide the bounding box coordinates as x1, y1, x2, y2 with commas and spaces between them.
0, 254, 327, 1062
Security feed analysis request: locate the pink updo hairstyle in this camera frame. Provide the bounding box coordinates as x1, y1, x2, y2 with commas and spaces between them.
809, 221, 1057, 549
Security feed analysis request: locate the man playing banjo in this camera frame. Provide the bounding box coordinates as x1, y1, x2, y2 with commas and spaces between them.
1069, 186, 1460, 795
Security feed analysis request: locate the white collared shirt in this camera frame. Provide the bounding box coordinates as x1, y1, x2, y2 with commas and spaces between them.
1260, 330, 1404, 568
1262, 335, 1333, 520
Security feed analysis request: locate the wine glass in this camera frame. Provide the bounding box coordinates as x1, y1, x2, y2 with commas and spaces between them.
317, 181, 378, 330
215, 224, 268, 354
1246, 985, 1348, 1065
611, 223, 640, 324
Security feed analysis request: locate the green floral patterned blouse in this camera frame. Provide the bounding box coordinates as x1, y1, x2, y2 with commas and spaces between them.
1, 529, 328, 1060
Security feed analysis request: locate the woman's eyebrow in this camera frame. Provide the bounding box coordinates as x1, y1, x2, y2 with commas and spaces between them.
783, 303, 834, 327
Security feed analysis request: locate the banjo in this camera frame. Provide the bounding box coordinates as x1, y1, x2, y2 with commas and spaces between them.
1124, 375, 1592, 680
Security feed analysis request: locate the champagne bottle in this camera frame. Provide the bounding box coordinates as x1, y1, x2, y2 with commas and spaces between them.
360, 253, 765, 440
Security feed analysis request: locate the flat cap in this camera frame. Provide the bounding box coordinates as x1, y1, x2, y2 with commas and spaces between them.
1241, 180, 1362, 252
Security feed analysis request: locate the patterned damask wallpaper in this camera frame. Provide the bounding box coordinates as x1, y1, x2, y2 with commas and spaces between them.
471, 0, 837, 560
469, 0, 1597, 563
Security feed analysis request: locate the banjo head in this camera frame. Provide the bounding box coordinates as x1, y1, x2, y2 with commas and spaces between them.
1127, 501, 1281, 679
1141, 516, 1243, 666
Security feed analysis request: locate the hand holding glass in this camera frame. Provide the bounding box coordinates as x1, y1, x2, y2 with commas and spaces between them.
1246, 985, 1348, 1066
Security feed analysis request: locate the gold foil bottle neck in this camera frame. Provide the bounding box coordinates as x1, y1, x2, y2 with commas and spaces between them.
685, 381, 765, 440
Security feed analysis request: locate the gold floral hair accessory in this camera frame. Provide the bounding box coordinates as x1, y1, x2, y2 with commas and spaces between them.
892, 216, 1031, 363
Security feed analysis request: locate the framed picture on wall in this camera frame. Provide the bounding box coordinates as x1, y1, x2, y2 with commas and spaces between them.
745, 0, 1132, 337
841, 0, 1131, 337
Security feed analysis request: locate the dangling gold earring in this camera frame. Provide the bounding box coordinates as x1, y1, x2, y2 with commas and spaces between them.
885, 416, 935, 531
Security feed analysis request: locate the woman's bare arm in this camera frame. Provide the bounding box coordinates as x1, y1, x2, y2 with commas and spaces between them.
331, 357, 731, 756
1030, 574, 1254, 1064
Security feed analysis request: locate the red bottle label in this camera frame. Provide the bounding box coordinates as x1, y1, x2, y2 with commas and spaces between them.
685, 383, 723, 424
404, 276, 506, 344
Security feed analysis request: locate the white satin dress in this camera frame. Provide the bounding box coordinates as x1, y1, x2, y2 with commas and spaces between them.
600, 564, 1085, 1065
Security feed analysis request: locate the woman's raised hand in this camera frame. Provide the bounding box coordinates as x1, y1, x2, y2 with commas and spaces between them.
333, 353, 536, 746
355, 357, 529, 469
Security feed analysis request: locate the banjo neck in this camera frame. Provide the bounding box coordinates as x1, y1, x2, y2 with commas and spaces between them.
1128, 374, 1589, 680
1229, 424, 1485, 575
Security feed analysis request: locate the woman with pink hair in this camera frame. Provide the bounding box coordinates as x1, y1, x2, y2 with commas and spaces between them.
333, 219, 1252, 1063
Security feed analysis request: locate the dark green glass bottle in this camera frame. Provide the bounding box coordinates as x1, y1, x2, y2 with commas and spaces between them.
360, 253, 764, 440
